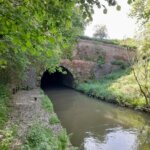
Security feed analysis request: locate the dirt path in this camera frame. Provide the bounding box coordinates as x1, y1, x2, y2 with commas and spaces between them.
6, 88, 62, 149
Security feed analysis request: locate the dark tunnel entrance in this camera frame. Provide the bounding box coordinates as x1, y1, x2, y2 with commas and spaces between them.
40, 67, 74, 89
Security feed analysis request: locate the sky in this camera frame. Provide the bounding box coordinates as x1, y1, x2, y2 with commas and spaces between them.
84, 0, 137, 39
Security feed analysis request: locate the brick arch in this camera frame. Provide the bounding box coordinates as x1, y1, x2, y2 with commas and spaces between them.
60, 59, 96, 83
59, 65, 76, 80
40, 66, 75, 88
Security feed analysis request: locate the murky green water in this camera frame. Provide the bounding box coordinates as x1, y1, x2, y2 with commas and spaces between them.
44, 87, 150, 150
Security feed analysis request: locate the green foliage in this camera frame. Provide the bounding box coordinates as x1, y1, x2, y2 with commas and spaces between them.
61, 8, 85, 59
130, 0, 150, 105
77, 68, 148, 108
130, 0, 150, 24
77, 69, 130, 102
57, 129, 69, 150
0, 0, 122, 85
42, 95, 53, 113
21, 124, 69, 150
97, 56, 105, 67
25, 124, 49, 148
139, 24, 150, 53
49, 114, 60, 125
111, 60, 129, 69
0, 51, 29, 84
0, 85, 17, 150
0, 84, 16, 150
131, 49, 150, 105
119, 38, 137, 49
0, 0, 85, 84
0, 129, 15, 150
78, 0, 120, 21
0, 85, 10, 129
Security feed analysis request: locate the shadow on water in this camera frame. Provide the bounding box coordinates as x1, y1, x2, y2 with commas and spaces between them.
40, 68, 150, 150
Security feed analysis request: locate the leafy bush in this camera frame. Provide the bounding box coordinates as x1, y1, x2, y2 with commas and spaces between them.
22, 124, 69, 150
0, 129, 14, 150
97, 56, 105, 67
25, 124, 47, 148
0, 126, 18, 150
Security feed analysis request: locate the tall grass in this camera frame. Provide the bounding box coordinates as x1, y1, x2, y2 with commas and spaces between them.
49, 114, 60, 124
77, 68, 147, 108
42, 95, 53, 113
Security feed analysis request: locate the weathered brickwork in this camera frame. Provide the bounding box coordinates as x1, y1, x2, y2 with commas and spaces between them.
24, 39, 134, 88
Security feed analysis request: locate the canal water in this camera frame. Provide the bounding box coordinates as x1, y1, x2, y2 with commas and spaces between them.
44, 87, 150, 150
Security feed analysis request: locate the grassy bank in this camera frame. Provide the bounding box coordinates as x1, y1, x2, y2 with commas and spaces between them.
79, 36, 137, 50
21, 123, 69, 150
77, 68, 149, 112
0, 87, 75, 150
21, 92, 75, 150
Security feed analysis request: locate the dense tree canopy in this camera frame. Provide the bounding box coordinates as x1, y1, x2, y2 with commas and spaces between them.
0, 0, 119, 84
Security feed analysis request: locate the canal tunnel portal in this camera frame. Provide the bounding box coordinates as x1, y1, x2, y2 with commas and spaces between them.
40, 67, 74, 89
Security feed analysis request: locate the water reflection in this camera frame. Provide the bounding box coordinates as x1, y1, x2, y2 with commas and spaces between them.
44, 87, 150, 150
83, 128, 138, 150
